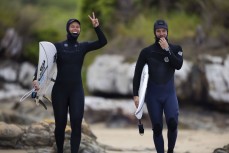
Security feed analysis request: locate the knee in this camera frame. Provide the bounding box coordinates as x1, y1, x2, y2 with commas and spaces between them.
167, 118, 177, 132
153, 124, 162, 137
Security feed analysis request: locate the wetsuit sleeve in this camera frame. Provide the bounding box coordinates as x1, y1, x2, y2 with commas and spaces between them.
166, 45, 183, 70
84, 26, 107, 52
133, 50, 147, 96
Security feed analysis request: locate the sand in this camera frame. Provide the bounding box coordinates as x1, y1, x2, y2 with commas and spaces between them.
0, 124, 228, 153
92, 124, 229, 153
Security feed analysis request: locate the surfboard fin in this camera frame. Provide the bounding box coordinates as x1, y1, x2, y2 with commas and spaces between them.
138, 120, 144, 135
38, 99, 47, 110
35, 98, 47, 110
43, 95, 52, 103
39, 100, 47, 110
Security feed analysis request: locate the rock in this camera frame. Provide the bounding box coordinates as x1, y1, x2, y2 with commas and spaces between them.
0, 122, 23, 148
22, 121, 54, 146
84, 96, 148, 127
175, 60, 194, 100
0, 110, 37, 125
0, 60, 18, 82
87, 55, 134, 96
0, 83, 28, 101
18, 62, 36, 88
200, 55, 229, 104
87, 54, 229, 111
0, 28, 23, 58
0, 120, 105, 152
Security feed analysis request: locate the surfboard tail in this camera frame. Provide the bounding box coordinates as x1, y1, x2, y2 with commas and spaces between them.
135, 108, 144, 119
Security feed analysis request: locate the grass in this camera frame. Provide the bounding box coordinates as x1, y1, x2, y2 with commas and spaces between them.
116, 10, 200, 43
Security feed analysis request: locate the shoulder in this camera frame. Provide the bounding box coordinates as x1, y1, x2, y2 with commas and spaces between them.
141, 45, 153, 53
54, 41, 65, 47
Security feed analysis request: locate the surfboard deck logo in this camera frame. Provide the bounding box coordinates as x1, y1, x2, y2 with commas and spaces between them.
20, 41, 57, 109
135, 64, 149, 120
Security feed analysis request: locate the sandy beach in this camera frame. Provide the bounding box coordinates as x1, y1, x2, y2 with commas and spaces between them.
0, 123, 228, 153
92, 123, 229, 153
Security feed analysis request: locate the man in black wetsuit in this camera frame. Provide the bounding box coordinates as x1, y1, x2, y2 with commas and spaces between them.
133, 19, 183, 153
32, 12, 107, 153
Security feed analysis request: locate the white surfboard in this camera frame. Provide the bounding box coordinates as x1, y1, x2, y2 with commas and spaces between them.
135, 64, 149, 120
36, 41, 57, 101
20, 41, 57, 108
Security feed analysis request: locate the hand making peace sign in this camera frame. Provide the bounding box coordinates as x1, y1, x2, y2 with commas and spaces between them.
88, 12, 99, 27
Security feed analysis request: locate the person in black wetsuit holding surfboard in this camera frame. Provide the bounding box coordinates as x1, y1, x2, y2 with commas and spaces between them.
32, 12, 107, 153
133, 19, 183, 153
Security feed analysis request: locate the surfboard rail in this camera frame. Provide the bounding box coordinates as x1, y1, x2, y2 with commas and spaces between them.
135, 64, 149, 120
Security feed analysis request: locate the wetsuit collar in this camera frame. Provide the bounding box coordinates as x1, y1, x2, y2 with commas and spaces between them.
67, 34, 78, 44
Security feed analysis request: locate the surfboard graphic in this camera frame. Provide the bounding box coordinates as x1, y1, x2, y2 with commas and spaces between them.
20, 41, 57, 109
135, 64, 149, 119
36, 41, 57, 101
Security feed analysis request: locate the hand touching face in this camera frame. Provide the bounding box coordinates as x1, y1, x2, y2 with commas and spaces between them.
88, 12, 99, 27
155, 28, 169, 50
158, 37, 169, 50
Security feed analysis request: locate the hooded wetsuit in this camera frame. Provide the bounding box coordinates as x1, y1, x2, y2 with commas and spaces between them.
53, 23, 107, 153
34, 19, 107, 153
133, 20, 183, 153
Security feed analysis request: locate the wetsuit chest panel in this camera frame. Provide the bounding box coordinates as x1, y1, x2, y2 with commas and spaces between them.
57, 43, 83, 65
55, 42, 85, 83
147, 46, 174, 84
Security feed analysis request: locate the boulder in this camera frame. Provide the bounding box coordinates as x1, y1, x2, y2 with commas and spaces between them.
199, 55, 229, 104
18, 62, 36, 88
0, 122, 23, 148
87, 55, 134, 95
0, 60, 18, 82
0, 120, 105, 153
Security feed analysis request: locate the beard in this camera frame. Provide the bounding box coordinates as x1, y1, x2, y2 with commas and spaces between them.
155, 35, 168, 44
67, 32, 80, 40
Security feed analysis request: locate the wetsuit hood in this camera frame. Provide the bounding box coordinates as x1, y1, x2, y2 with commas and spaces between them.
66, 18, 81, 41
154, 19, 168, 44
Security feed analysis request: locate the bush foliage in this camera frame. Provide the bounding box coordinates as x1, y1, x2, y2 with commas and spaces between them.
0, 0, 228, 63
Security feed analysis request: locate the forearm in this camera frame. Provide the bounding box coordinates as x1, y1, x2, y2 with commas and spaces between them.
94, 26, 107, 47
164, 46, 183, 70
167, 50, 183, 70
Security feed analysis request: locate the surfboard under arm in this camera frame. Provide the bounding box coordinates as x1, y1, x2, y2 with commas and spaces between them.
135, 64, 149, 120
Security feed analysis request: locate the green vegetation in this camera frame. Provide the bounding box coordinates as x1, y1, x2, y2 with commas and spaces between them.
1, 0, 229, 94
2, 0, 228, 62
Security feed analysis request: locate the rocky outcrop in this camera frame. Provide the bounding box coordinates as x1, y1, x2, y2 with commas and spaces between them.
199, 55, 229, 103
0, 60, 35, 100
0, 120, 105, 153
87, 55, 134, 95
86, 54, 229, 111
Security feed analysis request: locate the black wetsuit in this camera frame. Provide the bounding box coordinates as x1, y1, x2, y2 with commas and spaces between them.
51, 26, 106, 153
133, 42, 183, 153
